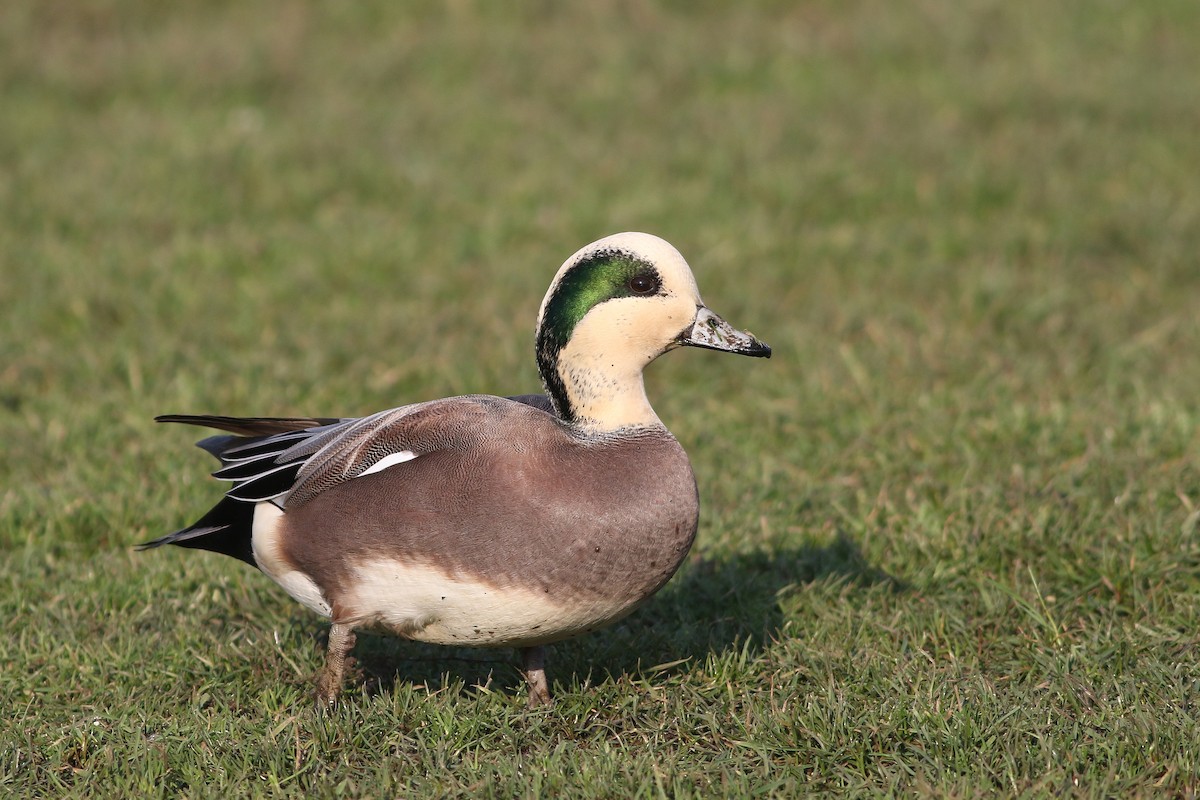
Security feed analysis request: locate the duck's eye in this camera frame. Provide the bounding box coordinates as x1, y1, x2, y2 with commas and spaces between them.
628, 273, 658, 295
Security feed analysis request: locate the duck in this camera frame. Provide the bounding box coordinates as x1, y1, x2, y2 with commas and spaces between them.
140, 232, 770, 708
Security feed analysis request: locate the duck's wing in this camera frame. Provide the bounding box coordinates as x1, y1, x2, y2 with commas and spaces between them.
157, 394, 554, 510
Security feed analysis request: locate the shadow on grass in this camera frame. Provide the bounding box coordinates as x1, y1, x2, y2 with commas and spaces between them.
338, 531, 904, 702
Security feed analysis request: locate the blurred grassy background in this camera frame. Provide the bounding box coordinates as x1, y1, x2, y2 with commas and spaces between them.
2, 1, 1198, 796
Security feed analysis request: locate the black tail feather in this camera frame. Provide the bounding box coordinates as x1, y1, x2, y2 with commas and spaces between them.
138, 496, 259, 568
195, 434, 244, 460
156, 414, 340, 437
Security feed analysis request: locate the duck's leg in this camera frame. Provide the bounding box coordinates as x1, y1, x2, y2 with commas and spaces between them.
315, 622, 357, 708
521, 645, 553, 708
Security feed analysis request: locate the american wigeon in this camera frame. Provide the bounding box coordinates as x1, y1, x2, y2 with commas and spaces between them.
141, 232, 770, 708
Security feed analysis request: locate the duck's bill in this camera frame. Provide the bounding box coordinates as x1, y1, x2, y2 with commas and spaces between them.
679, 307, 771, 358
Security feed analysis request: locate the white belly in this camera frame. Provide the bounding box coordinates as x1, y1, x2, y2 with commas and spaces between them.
340, 557, 635, 647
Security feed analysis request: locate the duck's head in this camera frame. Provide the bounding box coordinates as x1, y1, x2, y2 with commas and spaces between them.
536, 232, 771, 432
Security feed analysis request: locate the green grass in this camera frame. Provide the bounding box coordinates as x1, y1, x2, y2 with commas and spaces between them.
3, 0, 1199, 796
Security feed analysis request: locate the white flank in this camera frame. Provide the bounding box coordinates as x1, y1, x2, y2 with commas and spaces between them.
340, 557, 638, 647
251, 502, 332, 617
358, 449, 417, 477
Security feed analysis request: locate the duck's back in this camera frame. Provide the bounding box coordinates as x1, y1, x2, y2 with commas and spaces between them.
259, 398, 698, 646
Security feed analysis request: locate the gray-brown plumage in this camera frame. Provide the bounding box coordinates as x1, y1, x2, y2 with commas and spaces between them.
141, 232, 769, 708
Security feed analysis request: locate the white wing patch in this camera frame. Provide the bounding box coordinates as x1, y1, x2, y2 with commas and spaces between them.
358, 449, 418, 477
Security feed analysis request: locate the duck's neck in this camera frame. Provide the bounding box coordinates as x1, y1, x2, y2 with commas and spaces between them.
539, 329, 664, 434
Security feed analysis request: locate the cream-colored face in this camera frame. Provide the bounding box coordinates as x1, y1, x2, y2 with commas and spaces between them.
537, 232, 762, 432
556, 233, 704, 356
535, 233, 705, 430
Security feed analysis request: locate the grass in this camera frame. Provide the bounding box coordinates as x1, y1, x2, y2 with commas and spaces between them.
2, 0, 1199, 796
